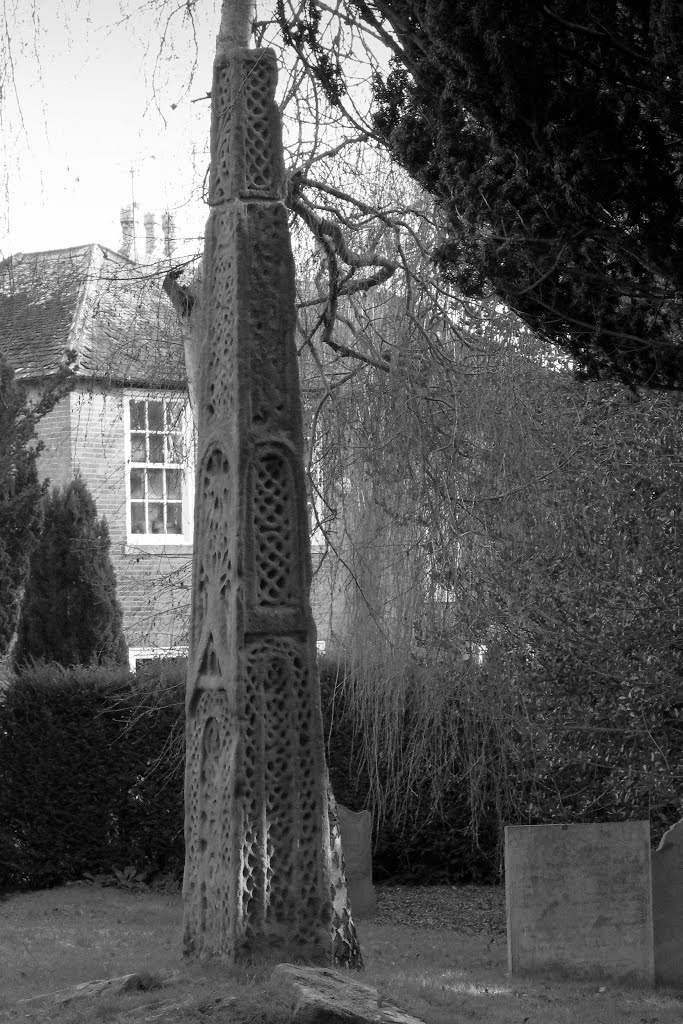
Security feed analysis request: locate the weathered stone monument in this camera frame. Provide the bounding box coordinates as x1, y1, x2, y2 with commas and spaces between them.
505, 822, 654, 983
652, 817, 683, 987
338, 804, 376, 918
182, 6, 360, 966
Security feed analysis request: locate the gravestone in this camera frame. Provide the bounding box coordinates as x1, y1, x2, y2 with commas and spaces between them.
651, 817, 683, 987
505, 822, 654, 984
338, 805, 376, 918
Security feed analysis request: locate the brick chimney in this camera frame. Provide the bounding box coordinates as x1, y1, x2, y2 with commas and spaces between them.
119, 206, 137, 259
144, 212, 157, 258
161, 210, 176, 258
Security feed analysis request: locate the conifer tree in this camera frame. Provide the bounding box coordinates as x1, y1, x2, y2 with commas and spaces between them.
279, 0, 683, 388
0, 356, 46, 655
14, 475, 128, 668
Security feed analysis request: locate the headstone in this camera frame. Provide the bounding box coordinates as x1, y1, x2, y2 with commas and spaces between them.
651, 817, 683, 987
273, 963, 424, 1024
338, 804, 376, 918
505, 822, 654, 984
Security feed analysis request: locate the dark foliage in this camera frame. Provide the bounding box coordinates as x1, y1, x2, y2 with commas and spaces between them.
0, 662, 185, 895
320, 657, 501, 883
13, 475, 127, 668
289, 1, 683, 388
0, 357, 47, 655
1, 643, 677, 895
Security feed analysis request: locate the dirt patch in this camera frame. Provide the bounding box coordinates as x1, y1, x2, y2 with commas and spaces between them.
375, 883, 506, 934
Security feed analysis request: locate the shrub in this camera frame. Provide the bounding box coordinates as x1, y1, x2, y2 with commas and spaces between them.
0, 356, 46, 656
14, 475, 127, 668
0, 661, 185, 895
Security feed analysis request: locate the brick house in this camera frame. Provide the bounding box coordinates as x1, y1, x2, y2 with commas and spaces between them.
0, 244, 194, 668
0, 243, 334, 668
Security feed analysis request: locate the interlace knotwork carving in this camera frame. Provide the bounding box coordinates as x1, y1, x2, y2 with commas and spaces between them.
248, 202, 294, 424
204, 211, 238, 426
252, 446, 300, 607
183, 693, 237, 957
241, 637, 331, 950
192, 445, 234, 661
243, 60, 278, 194
211, 61, 234, 204
210, 51, 282, 202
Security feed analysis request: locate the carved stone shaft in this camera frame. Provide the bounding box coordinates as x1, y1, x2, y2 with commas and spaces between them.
182, 46, 359, 966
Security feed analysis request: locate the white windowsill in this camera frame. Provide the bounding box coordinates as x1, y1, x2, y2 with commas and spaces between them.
124, 540, 193, 556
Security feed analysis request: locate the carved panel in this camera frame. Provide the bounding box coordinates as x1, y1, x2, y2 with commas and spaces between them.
252, 445, 301, 608
192, 444, 234, 655
210, 59, 236, 203
243, 637, 329, 947
243, 57, 280, 194
210, 50, 283, 203
184, 691, 238, 957
203, 211, 239, 427
248, 203, 296, 425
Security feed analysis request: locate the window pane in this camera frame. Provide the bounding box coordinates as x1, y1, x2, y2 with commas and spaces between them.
167, 503, 183, 534
148, 469, 164, 500
130, 432, 146, 462
166, 433, 185, 464
148, 503, 165, 534
130, 400, 146, 430
130, 468, 145, 499
166, 469, 182, 500
148, 434, 164, 463
148, 400, 164, 432
131, 503, 146, 534
165, 401, 184, 431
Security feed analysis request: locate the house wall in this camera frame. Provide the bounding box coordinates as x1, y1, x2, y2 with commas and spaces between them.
33, 383, 335, 664
31, 387, 73, 489
35, 383, 193, 660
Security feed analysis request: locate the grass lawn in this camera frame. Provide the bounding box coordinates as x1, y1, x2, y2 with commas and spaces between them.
1, 883, 680, 1023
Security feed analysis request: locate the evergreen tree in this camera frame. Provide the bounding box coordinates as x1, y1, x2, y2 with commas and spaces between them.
282, 1, 683, 388
0, 356, 47, 656
14, 475, 128, 668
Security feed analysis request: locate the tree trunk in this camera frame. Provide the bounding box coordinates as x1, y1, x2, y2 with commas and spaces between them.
181, 3, 362, 967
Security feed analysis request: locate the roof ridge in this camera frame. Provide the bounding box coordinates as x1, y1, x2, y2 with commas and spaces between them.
3, 242, 135, 263
1, 244, 187, 386
65, 244, 102, 371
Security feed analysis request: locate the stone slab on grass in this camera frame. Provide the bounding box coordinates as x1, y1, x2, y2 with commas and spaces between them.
18, 970, 179, 1006
505, 822, 654, 984
273, 963, 424, 1024
652, 817, 683, 988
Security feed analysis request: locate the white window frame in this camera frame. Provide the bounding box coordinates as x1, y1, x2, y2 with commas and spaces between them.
128, 646, 189, 673
123, 391, 194, 546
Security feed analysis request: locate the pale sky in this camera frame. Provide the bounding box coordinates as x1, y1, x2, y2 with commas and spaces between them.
1, 1, 283, 261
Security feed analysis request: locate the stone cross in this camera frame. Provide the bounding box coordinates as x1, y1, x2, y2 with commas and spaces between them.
182, 41, 361, 967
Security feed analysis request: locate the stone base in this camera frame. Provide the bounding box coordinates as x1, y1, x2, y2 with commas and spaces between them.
652, 818, 683, 987
273, 964, 425, 1024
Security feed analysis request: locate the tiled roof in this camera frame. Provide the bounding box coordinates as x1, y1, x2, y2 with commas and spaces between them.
0, 244, 187, 387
